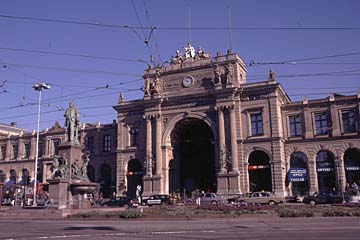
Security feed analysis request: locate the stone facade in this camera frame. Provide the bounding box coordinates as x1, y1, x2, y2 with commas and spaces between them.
1, 47, 359, 198
0, 121, 117, 198
114, 47, 360, 197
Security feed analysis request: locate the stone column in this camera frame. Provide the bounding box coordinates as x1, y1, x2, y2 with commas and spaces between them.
5, 138, 11, 161
229, 106, 239, 173
217, 107, 226, 173
155, 115, 162, 176
30, 135, 37, 160
18, 138, 24, 159
308, 160, 318, 194
146, 117, 152, 176
330, 104, 341, 136
335, 157, 346, 193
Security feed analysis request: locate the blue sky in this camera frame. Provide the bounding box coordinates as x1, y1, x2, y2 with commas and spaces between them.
1, 0, 360, 131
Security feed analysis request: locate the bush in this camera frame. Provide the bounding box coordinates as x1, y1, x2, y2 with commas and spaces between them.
277, 208, 314, 218
118, 211, 144, 219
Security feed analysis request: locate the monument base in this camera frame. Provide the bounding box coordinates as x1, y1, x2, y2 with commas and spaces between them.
48, 179, 70, 209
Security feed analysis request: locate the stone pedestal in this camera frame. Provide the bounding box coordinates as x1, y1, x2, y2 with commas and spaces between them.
48, 179, 70, 209
217, 172, 241, 195
58, 142, 82, 166
142, 175, 162, 196
47, 142, 99, 209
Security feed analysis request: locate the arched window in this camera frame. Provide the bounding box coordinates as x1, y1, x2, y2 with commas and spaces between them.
9, 169, 17, 182
99, 164, 111, 198
0, 170, 5, 183
127, 158, 143, 197
289, 152, 309, 195
87, 165, 95, 182
21, 169, 30, 185
344, 148, 360, 185
316, 150, 336, 192
248, 150, 272, 192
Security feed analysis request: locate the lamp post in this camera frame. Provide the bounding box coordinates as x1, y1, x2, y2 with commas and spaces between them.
32, 83, 50, 206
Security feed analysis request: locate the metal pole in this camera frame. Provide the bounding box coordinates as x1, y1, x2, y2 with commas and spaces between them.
33, 89, 42, 206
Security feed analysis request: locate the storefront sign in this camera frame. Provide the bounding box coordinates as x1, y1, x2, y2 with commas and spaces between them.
289, 168, 307, 182
248, 165, 270, 170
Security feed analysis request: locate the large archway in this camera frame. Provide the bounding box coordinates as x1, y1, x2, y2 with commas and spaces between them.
248, 150, 272, 192
127, 158, 143, 197
316, 150, 336, 192
170, 117, 216, 194
344, 148, 360, 185
99, 164, 112, 198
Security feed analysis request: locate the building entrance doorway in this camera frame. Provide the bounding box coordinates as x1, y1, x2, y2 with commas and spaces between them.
248, 150, 272, 192
127, 158, 143, 198
344, 148, 360, 185
170, 118, 216, 195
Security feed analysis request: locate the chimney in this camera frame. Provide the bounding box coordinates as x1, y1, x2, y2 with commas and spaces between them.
10, 122, 17, 127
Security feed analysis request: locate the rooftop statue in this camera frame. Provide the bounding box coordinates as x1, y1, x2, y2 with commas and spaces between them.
184, 42, 195, 59
64, 100, 80, 144
170, 50, 183, 65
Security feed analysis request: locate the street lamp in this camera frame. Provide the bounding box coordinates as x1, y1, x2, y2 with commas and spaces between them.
32, 83, 50, 206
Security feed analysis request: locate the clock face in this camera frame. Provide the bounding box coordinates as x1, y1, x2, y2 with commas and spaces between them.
182, 76, 194, 87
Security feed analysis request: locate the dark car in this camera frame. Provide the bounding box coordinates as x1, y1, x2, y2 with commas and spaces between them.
303, 192, 343, 205
146, 194, 171, 206
102, 196, 138, 208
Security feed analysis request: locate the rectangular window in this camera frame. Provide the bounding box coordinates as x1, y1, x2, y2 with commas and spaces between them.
129, 128, 138, 147
0, 146, 6, 160
289, 115, 302, 137
12, 144, 18, 160
87, 136, 95, 153
250, 113, 263, 136
53, 139, 60, 155
24, 143, 31, 159
342, 109, 356, 133
38, 142, 44, 157
103, 135, 111, 152
315, 112, 328, 135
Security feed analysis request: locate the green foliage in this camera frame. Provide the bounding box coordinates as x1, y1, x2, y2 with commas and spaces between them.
118, 211, 144, 219
276, 208, 314, 218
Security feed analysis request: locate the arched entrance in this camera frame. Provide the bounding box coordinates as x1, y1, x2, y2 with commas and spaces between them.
99, 164, 111, 198
127, 158, 143, 197
316, 150, 336, 192
21, 169, 30, 186
288, 152, 309, 195
170, 118, 216, 194
248, 150, 272, 192
344, 148, 360, 185
0, 170, 5, 183
87, 165, 95, 182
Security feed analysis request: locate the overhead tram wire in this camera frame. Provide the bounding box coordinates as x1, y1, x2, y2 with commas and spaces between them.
248, 52, 360, 66
1, 14, 360, 31
0, 80, 142, 112
0, 47, 152, 65
3, 62, 142, 77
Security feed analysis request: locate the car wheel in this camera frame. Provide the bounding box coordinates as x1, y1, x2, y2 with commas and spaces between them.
268, 200, 276, 206
309, 200, 316, 206
124, 204, 129, 209
211, 201, 217, 206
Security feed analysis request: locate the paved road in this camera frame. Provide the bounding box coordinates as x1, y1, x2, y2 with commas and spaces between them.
0, 217, 359, 240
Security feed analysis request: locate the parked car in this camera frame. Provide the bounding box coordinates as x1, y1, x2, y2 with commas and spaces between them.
303, 192, 343, 205
285, 195, 304, 203
236, 191, 285, 205
198, 192, 223, 206
102, 196, 138, 208
146, 194, 171, 206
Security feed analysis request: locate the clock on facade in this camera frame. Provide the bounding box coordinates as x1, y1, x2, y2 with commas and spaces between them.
182, 76, 194, 87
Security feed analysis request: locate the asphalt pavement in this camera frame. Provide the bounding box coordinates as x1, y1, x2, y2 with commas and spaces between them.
0, 217, 359, 240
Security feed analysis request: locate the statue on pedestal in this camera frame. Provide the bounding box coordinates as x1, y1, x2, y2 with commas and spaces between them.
64, 101, 80, 144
